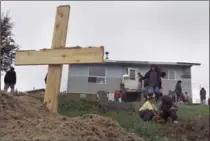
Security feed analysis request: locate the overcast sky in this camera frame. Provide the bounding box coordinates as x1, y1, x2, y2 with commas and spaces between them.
1, 1, 209, 97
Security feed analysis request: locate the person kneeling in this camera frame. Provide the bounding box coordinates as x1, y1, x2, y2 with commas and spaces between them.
139, 93, 158, 121
159, 95, 179, 124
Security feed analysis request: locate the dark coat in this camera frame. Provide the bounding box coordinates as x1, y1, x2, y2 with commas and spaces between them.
200, 89, 206, 100
4, 70, 16, 84
160, 95, 173, 112
142, 66, 162, 88
175, 82, 182, 94
144, 79, 149, 87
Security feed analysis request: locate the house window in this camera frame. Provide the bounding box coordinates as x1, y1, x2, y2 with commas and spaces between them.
180, 74, 191, 79
162, 69, 176, 80
129, 69, 136, 80
180, 68, 191, 79
88, 67, 106, 84
168, 70, 176, 80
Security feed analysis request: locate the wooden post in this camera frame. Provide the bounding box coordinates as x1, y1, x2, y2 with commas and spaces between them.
44, 5, 70, 113
14, 5, 104, 113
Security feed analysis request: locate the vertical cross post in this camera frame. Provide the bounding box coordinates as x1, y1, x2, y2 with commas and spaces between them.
44, 5, 70, 113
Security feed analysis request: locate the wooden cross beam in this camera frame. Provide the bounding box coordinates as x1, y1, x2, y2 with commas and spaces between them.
14, 5, 104, 113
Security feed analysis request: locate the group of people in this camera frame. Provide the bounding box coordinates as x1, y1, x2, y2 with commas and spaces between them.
139, 93, 178, 124
137, 64, 179, 124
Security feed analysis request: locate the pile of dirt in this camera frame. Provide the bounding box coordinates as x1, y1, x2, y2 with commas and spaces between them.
0, 92, 143, 141
159, 116, 209, 141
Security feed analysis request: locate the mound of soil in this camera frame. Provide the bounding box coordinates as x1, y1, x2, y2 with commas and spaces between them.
159, 116, 209, 141
0, 92, 144, 141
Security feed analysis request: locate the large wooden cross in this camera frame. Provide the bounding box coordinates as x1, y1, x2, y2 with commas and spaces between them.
15, 5, 104, 113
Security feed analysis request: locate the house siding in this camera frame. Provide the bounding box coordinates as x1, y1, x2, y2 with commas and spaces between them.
67, 64, 192, 101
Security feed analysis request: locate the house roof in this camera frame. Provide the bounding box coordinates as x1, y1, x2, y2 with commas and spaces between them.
72, 59, 201, 67
103, 60, 201, 67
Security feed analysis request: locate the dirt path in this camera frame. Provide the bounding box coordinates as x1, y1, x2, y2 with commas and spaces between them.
0, 93, 144, 141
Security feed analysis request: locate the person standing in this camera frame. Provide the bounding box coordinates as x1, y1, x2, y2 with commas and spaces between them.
4, 67, 16, 93
184, 92, 189, 104
175, 80, 182, 102
137, 72, 143, 92
200, 87, 206, 104
120, 83, 127, 102
140, 64, 161, 102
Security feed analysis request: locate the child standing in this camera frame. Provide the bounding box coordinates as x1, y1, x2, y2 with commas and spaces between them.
114, 91, 121, 102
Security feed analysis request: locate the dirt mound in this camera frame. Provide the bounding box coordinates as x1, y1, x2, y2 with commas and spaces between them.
0, 92, 143, 141
159, 116, 209, 141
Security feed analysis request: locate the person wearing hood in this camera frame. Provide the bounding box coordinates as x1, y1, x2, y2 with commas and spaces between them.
140, 64, 162, 102
4, 67, 16, 93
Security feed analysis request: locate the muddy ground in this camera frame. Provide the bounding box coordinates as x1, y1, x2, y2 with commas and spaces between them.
1, 92, 209, 141
159, 115, 209, 141
94, 100, 210, 141
0, 92, 143, 141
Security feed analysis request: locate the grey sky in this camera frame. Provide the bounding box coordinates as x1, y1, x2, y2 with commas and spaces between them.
1, 1, 209, 94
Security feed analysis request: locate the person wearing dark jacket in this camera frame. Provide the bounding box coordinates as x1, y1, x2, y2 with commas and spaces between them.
137, 72, 143, 92
159, 95, 178, 124
141, 64, 162, 102
175, 80, 182, 102
4, 67, 16, 93
200, 87, 206, 104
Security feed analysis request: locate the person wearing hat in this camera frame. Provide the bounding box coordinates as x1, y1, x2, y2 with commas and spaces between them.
138, 93, 158, 121
4, 67, 17, 93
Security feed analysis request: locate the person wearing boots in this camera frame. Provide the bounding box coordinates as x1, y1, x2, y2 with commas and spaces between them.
4, 67, 16, 93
